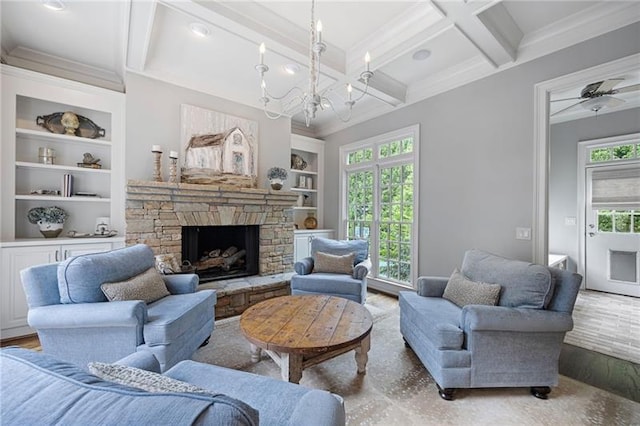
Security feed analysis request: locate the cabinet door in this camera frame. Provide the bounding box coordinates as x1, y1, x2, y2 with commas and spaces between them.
63, 242, 114, 259
294, 234, 312, 263
1, 245, 58, 334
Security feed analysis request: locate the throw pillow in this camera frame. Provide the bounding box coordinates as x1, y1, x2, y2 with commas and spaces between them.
101, 267, 169, 304
313, 251, 355, 274
442, 269, 501, 308
88, 362, 211, 394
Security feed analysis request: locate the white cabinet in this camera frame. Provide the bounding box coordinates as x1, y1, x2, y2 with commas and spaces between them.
0, 239, 124, 339
1, 65, 125, 241
290, 135, 326, 230
293, 229, 335, 263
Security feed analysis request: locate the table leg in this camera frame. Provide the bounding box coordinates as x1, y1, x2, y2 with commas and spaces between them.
249, 343, 262, 362
281, 353, 303, 384
355, 334, 370, 374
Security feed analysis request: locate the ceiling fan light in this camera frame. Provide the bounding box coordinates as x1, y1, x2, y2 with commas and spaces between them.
581, 95, 615, 112
41, 0, 65, 11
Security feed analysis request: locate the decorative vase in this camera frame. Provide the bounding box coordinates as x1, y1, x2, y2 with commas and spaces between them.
38, 221, 63, 238
270, 179, 284, 190
303, 212, 318, 230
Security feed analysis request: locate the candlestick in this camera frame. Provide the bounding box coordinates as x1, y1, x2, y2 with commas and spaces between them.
151, 144, 162, 153
152, 151, 163, 182
169, 150, 178, 159
169, 156, 178, 183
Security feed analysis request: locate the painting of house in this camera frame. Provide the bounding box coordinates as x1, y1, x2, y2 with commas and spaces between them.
180, 104, 257, 186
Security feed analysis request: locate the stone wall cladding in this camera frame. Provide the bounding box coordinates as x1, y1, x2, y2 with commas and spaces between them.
126, 180, 297, 276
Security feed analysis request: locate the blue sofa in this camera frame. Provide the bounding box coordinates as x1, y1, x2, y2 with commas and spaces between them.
0, 347, 345, 426
399, 249, 582, 400
20, 244, 216, 372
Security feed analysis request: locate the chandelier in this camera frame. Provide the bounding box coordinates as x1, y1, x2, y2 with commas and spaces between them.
255, 0, 374, 126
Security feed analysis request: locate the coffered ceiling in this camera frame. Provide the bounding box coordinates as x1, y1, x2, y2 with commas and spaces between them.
2, 1, 639, 137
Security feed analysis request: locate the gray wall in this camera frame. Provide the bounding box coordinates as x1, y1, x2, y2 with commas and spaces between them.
549, 108, 640, 272
323, 23, 640, 277
125, 72, 291, 186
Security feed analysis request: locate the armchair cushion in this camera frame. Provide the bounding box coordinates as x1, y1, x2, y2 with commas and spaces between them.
314, 251, 355, 275
442, 269, 501, 308
461, 249, 553, 309
58, 244, 155, 304
311, 238, 368, 265
101, 267, 169, 303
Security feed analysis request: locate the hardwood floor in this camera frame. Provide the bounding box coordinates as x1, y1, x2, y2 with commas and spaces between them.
0, 334, 41, 351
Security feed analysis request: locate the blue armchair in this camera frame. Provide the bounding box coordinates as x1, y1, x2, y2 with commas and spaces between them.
20, 244, 216, 372
291, 237, 370, 304
400, 249, 582, 400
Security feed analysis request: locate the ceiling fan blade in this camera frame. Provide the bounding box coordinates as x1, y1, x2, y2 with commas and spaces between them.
594, 78, 625, 93
614, 83, 640, 94
551, 100, 585, 116
606, 96, 626, 108
551, 96, 582, 102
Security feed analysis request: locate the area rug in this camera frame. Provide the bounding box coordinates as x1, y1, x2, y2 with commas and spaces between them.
193, 293, 640, 425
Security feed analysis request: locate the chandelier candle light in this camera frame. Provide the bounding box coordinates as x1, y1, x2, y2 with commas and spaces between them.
256, 0, 374, 126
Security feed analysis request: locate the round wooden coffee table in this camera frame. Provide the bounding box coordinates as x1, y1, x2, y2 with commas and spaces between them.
240, 295, 373, 384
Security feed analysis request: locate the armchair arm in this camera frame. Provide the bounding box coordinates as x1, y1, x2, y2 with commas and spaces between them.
163, 274, 198, 294
27, 301, 147, 329
115, 351, 161, 373
417, 276, 448, 297
353, 258, 372, 280
461, 305, 573, 333
294, 257, 314, 275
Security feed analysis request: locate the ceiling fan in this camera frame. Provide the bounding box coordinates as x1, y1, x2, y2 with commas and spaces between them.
551, 78, 640, 116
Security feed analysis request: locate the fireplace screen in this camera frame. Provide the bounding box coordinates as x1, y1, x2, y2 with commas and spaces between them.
182, 225, 259, 282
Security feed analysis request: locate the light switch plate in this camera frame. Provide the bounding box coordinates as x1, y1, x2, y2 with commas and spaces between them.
516, 227, 531, 240
565, 217, 577, 226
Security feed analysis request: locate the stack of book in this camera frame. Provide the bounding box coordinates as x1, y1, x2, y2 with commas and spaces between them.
62, 174, 73, 197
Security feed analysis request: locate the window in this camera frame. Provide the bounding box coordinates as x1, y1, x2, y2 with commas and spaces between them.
589, 141, 640, 163
340, 125, 419, 290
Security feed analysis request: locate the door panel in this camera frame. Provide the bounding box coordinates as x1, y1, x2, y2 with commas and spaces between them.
585, 166, 640, 297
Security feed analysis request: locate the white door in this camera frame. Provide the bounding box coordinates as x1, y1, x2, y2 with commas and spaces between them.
585, 165, 640, 297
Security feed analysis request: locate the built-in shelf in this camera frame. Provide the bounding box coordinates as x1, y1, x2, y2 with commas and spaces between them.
15, 195, 110, 203
15, 161, 111, 174
293, 206, 317, 211
290, 188, 317, 193
289, 169, 318, 176
16, 128, 111, 146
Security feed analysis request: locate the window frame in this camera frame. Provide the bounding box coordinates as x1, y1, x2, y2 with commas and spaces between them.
339, 125, 420, 294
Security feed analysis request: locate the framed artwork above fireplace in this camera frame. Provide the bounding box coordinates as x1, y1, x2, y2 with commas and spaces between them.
180, 104, 258, 187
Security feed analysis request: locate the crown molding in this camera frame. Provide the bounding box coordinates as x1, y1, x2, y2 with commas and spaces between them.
3, 47, 124, 92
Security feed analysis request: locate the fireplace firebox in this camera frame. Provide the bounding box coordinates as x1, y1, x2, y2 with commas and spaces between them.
182, 225, 259, 282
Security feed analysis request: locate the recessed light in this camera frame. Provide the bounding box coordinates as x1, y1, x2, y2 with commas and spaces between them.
283, 64, 301, 75
190, 23, 210, 38
412, 49, 431, 61
41, 0, 65, 11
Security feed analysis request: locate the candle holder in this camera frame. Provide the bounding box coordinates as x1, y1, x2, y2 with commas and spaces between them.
152, 148, 163, 182
169, 153, 178, 183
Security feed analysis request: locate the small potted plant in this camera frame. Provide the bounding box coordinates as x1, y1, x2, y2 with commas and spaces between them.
267, 167, 288, 190
27, 206, 68, 238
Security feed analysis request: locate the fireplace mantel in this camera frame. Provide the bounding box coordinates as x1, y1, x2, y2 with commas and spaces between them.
125, 180, 297, 276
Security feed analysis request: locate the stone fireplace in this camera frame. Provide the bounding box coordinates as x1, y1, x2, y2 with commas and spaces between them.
125, 180, 298, 317
125, 180, 297, 275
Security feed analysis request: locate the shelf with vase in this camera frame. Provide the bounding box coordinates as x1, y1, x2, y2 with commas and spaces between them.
15, 195, 110, 203
15, 161, 111, 174
16, 128, 112, 146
